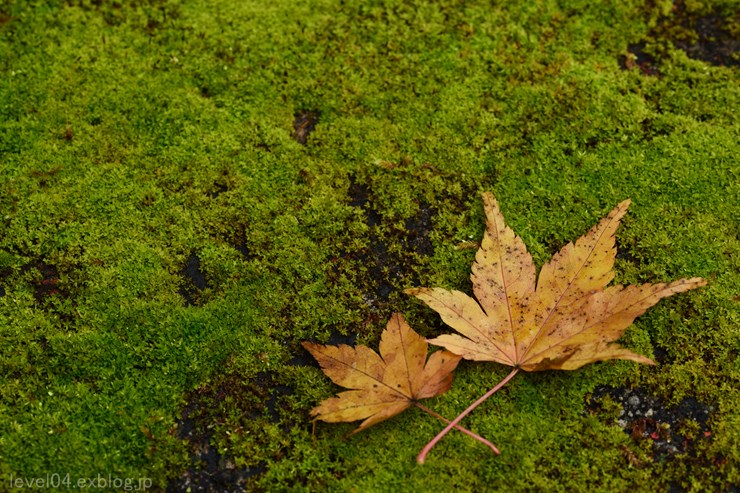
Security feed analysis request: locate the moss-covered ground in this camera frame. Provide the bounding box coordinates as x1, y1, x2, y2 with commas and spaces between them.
1, 0, 738, 491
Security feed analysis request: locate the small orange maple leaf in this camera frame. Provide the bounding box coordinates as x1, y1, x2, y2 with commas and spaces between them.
406, 193, 706, 462
303, 314, 498, 452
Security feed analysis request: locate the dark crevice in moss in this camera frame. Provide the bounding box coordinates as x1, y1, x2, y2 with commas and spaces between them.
0, 11, 14, 25
347, 175, 381, 226
650, 343, 671, 365
639, 117, 673, 142
620, 42, 661, 76
615, 236, 640, 266
30, 166, 64, 189
293, 110, 320, 145
208, 182, 228, 199
179, 253, 207, 306
205, 213, 255, 260
288, 331, 358, 367
325, 331, 357, 347
234, 241, 253, 260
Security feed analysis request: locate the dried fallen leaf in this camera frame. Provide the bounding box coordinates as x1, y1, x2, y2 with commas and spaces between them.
304, 314, 500, 453
303, 313, 462, 434
408, 193, 706, 371
406, 193, 706, 462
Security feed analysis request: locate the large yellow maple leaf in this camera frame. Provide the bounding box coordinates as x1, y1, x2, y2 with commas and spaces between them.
406, 193, 706, 462
407, 193, 706, 372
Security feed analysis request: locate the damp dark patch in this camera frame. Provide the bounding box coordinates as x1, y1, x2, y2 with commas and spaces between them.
208, 182, 228, 199
674, 12, 739, 67
169, 396, 265, 493
255, 372, 295, 423
404, 202, 435, 258
588, 386, 714, 460
620, 42, 661, 76
365, 241, 399, 302
168, 371, 300, 492
615, 236, 639, 265
180, 253, 208, 306
343, 177, 400, 305
166, 453, 264, 493
347, 176, 381, 227
342, 174, 439, 308
33, 261, 65, 303
621, 2, 738, 74
23, 259, 80, 328
293, 110, 319, 145
335, 171, 482, 326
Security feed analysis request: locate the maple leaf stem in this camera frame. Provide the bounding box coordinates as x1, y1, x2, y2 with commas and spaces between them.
413, 402, 500, 455
417, 367, 519, 464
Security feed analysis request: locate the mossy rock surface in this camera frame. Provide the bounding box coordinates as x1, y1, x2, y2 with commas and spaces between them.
0, 0, 738, 491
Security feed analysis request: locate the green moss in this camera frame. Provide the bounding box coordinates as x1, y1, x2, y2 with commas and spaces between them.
1, 0, 738, 490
